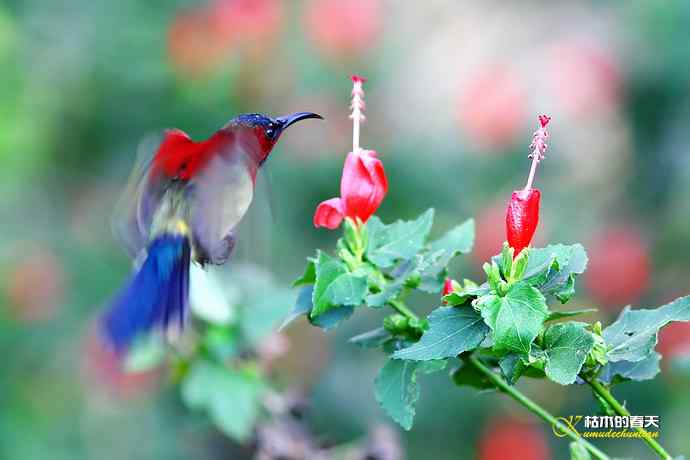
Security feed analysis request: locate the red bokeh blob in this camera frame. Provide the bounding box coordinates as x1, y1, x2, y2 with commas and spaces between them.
545, 42, 621, 116
658, 322, 690, 360
210, 0, 282, 56
458, 66, 526, 151
81, 326, 161, 399
585, 226, 650, 309
168, 0, 282, 77
168, 8, 227, 78
473, 201, 507, 266
304, 0, 382, 59
6, 245, 64, 323
478, 417, 550, 460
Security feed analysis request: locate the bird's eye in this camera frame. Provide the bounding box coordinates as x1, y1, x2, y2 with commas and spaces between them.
265, 128, 275, 140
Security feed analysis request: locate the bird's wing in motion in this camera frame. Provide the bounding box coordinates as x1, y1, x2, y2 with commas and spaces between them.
112, 130, 190, 258
188, 140, 256, 265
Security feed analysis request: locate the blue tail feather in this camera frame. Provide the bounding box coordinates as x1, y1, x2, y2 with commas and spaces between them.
102, 234, 191, 352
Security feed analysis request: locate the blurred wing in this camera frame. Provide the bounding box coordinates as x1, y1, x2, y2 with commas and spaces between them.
111, 132, 169, 258
189, 142, 256, 265
259, 165, 277, 224
231, 166, 275, 264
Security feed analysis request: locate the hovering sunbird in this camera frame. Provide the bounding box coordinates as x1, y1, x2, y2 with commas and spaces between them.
102, 111, 322, 351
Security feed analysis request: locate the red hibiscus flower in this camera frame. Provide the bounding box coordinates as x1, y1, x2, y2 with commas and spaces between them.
314, 149, 388, 229
314, 75, 387, 229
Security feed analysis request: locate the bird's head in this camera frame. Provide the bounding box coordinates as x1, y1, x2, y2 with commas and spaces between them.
228, 112, 323, 165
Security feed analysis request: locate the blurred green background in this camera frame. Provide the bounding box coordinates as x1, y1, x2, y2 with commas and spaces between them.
1, 1, 690, 459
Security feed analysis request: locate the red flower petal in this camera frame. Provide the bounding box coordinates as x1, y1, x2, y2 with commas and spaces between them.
313, 197, 344, 229
506, 188, 541, 257
340, 150, 387, 224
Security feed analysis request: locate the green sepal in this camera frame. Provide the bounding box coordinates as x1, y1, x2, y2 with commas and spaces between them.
499, 243, 513, 279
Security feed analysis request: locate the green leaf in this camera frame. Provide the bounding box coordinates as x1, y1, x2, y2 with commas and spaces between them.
600, 352, 661, 384
366, 209, 434, 268
523, 244, 588, 303
452, 361, 494, 390
603, 295, 690, 362
326, 273, 368, 305
181, 360, 265, 441
498, 354, 526, 385
283, 284, 355, 331
414, 250, 449, 293
443, 282, 490, 306
280, 285, 313, 330
349, 327, 392, 348
542, 323, 595, 385
293, 259, 316, 286
569, 442, 592, 460
428, 218, 475, 260
310, 306, 355, 330
202, 326, 238, 361
374, 358, 446, 430
311, 252, 367, 318
311, 252, 345, 316
414, 219, 475, 293
366, 282, 404, 308
478, 282, 549, 356
546, 308, 598, 322
365, 261, 416, 308
392, 307, 489, 360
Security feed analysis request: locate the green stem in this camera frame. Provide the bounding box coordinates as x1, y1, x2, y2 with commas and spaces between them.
388, 299, 419, 322
469, 357, 611, 460
583, 376, 673, 460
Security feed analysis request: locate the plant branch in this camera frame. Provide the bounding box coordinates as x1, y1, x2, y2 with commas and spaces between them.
388, 298, 419, 322
468, 356, 611, 460
583, 376, 673, 460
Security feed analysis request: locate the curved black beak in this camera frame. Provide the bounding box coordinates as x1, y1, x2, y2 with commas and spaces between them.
275, 112, 323, 130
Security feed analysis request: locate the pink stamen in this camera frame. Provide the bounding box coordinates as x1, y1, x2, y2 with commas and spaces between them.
524, 115, 551, 191
349, 75, 367, 153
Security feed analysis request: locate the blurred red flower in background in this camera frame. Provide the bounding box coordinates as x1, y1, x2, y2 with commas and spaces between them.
304, 0, 382, 59
458, 66, 526, 151
168, 8, 227, 78
314, 149, 388, 229
473, 201, 507, 266
478, 417, 550, 460
81, 326, 161, 399
585, 225, 650, 309
168, 0, 282, 77
5, 244, 64, 323
545, 41, 621, 117
210, 0, 282, 56
659, 322, 690, 362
